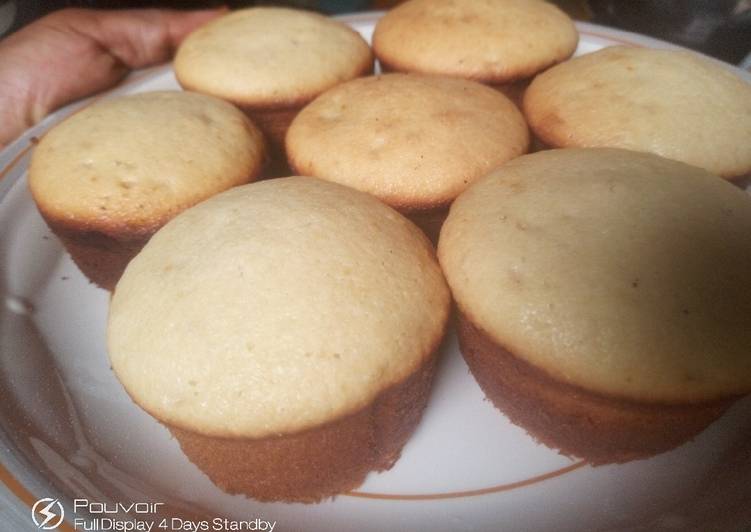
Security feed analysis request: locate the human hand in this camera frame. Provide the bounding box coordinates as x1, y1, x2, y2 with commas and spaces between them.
0, 7, 226, 148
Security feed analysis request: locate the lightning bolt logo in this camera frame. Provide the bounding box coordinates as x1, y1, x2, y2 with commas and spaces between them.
31, 498, 64, 530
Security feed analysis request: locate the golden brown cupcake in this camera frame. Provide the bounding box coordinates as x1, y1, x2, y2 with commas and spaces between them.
108, 177, 450, 502
523, 46, 751, 179
438, 148, 751, 464
286, 73, 529, 240
174, 7, 373, 155
372, 0, 578, 101
28, 90, 266, 290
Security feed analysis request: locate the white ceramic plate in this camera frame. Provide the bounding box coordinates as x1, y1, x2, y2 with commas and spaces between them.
2, 12, 751, 532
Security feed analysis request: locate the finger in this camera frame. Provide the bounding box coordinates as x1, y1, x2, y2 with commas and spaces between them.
61, 7, 228, 69
0, 7, 227, 147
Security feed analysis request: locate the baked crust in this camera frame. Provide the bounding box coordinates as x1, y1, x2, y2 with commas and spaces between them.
488, 79, 530, 108
181, 57, 374, 157
35, 155, 266, 291
36, 188, 176, 291
437, 148, 751, 403
169, 353, 437, 502
29, 91, 267, 290
405, 207, 449, 244
109, 178, 450, 438
522, 47, 751, 178
379, 58, 530, 108
237, 105, 300, 158
173, 8, 374, 109
457, 312, 736, 464
372, 0, 578, 84
285, 73, 529, 212
43, 216, 151, 291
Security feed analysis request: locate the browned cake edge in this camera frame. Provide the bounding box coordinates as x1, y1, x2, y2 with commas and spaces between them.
37, 210, 158, 291
457, 311, 737, 464
375, 49, 572, 85
406, 207, 449, 245
168, 352, 438, 503
378, 58, 531, 102
520, 89, 751, 180
285, 151, 452, 241
239, 105, 302, 159
35, 163, 265, 291
183, 58, 375, 159
487, 79, 530, 108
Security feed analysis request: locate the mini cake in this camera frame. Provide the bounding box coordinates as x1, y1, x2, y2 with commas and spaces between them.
108, 177, 450, 502
372, 0, 578, 101
438, 148, 751, 464
523, 46, 751, 179
28, 90, 266, 290
174, 7, 373, 155
286, 73, 529, 240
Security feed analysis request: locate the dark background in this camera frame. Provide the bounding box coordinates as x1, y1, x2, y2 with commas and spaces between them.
1, 0, 750, 65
